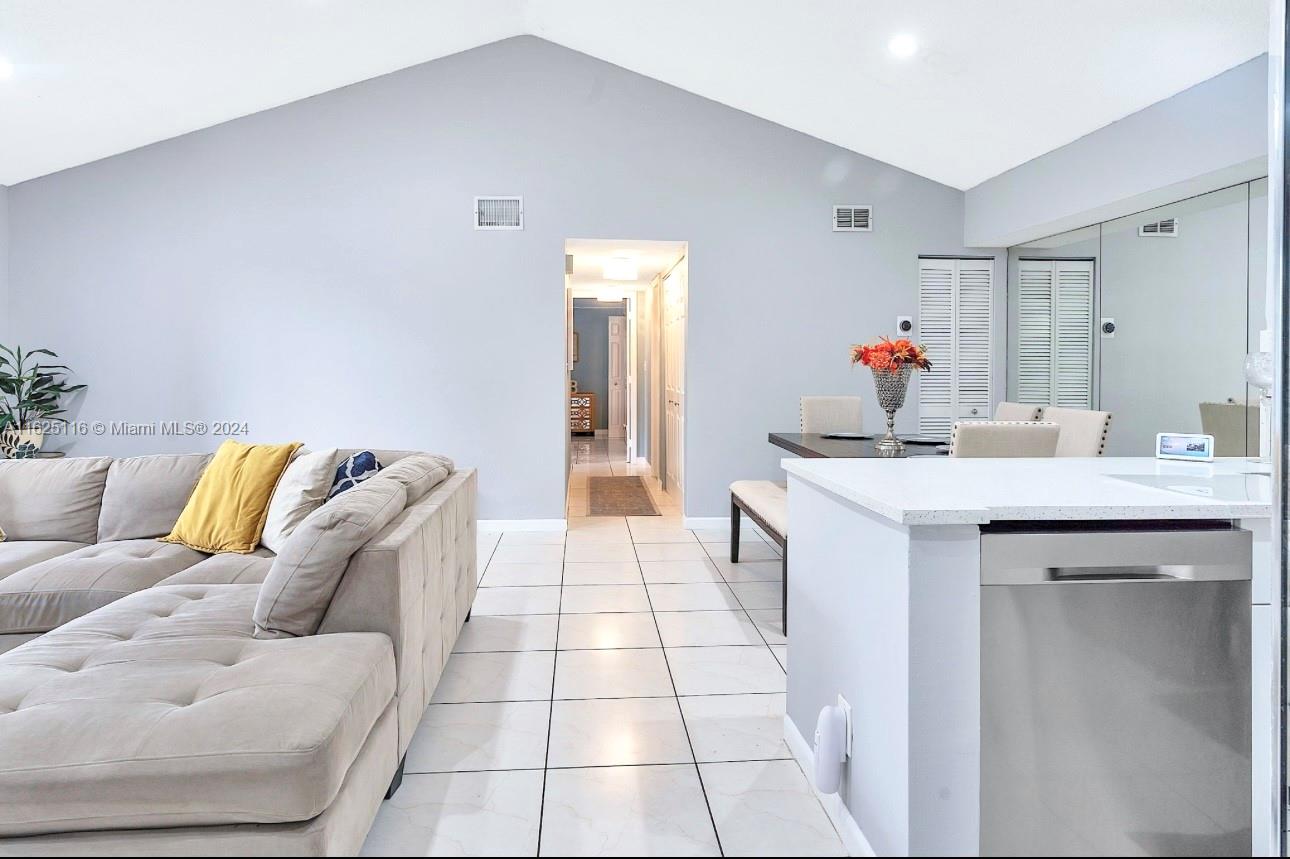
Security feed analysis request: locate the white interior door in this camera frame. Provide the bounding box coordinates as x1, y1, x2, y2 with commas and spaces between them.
608, 316, 627, 439
663, 267, 686, 496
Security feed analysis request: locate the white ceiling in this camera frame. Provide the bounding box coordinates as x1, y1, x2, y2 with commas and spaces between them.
0, 0, 1270, 187
565, 239, 686, 292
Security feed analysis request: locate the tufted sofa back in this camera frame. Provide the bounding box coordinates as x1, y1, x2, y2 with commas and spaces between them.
316, 467, 477, 755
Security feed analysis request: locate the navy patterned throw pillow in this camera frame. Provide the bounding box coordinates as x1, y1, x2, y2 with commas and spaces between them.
328, 451, 383, 500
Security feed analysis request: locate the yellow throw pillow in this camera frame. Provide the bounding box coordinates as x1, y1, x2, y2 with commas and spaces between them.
162, 440, 302, 554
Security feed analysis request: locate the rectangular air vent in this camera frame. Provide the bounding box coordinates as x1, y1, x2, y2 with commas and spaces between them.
1138, 217, 1178, 237
475, 196, 524, 230
833, 205, 873, 232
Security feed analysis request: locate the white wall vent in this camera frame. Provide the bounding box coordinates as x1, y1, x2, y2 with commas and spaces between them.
475, 196, 524, 230
1138, 217, 1178, 237
833, 205, 873, 232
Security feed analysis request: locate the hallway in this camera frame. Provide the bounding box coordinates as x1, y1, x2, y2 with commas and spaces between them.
566, 435, 678, 519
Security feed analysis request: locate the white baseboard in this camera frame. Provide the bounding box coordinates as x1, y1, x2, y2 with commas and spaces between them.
478, 518, 567, 532
683, 515, 773, 540
784, 715, 873, 857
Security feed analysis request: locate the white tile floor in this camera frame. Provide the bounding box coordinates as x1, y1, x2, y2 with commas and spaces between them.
361, 437, 843, 857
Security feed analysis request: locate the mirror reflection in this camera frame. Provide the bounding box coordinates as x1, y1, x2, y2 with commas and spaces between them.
1007, 180, 1268, 457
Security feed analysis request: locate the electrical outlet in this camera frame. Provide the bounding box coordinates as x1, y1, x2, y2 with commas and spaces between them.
896, 315, 913, 335
836, 694, 853, 760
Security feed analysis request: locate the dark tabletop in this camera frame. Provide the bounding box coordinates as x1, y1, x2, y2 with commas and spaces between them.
768, 432, 947, 459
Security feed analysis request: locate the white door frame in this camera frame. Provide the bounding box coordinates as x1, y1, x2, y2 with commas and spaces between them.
662, 257, 687, 507
626, 295, 638, 463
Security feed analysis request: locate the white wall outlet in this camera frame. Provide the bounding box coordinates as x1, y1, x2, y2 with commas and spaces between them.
896, 315, 914, 335
1100, 317, 1116, 338
836, 694, 853, 760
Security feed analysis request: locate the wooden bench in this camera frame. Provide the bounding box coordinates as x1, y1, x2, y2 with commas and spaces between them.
729, 480, 788, 634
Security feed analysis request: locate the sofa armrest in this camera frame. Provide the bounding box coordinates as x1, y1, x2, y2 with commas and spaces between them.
316, 468, 477, 755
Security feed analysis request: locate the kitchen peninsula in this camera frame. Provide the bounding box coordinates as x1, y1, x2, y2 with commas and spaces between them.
781, 455, 1273, 857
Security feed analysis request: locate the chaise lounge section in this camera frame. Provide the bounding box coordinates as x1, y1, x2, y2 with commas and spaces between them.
0, 450, 477, 856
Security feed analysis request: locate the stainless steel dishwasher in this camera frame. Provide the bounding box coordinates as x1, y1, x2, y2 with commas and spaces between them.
980, 523, 1251, 857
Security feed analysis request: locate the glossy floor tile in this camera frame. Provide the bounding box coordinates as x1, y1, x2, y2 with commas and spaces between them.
678, 693, 790, 764
452, 614, 559, 654
547, 697, 693, 768
360, 435, 844, 856
539, 765, 721, 857
362, 770, 544, 857
557, 611, 661, 650
553, 647, 675, 699
559, 583, 652, 614
699, 760, 846, 856
407, 701, 550, 773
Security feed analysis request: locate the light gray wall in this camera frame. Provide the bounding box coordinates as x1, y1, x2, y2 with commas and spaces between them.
966, 55, 1268, 248
5, 36, 988, 519
571, 299, 623, 430
0, 184, 8, 343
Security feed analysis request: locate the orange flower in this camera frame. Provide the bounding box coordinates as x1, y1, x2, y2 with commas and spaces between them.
849, 336, 933, 373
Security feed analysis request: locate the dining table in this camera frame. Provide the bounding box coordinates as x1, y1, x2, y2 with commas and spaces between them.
768, 432, 948, 458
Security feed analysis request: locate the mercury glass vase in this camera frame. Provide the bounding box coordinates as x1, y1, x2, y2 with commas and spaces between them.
871, 364, 913, 456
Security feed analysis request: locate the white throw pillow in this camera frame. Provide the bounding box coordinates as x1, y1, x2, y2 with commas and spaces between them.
260, 448, 338, 553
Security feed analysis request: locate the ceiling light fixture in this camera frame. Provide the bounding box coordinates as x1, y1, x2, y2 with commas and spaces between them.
602, 256, 639, 281
888, 34, 918, 59
0, 56, 14, 80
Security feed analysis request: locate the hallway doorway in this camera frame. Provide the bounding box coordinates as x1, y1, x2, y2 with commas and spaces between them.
564, 239, 687, 518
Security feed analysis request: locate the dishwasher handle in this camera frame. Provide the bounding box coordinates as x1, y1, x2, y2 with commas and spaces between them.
981, 529, 1251, 586
1042, 565, 1226, 582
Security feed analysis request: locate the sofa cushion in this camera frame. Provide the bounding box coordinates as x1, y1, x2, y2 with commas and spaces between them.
260, 448, 338, 553
0, 584, 396, 836
0, 457, 111, 543
162, 440, 302, 554
376, 452, 453, 504
0, 540, 207, 634
0, 541, 89, 582
97, 453, 213, 542
254, 476, 408, 639
159, 550, 274, 586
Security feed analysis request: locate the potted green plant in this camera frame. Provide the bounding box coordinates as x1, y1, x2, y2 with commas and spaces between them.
0, 345, 86, 459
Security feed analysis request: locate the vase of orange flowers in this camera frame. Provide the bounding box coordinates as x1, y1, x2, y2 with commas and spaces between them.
850, 338, 933, 456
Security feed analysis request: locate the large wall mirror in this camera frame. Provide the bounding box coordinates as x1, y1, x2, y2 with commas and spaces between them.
1007, 179, 1269, 456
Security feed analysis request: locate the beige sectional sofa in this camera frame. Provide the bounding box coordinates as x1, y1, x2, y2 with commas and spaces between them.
0, 450, 477, 856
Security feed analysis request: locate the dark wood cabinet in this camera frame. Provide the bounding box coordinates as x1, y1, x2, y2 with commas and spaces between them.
570, 392, 596, 435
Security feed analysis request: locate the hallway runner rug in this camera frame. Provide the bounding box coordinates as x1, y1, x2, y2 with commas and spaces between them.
587, 476, 660, 516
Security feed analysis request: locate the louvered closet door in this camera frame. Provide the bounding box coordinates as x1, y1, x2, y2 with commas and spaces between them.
918, 259, 955, 437
1017, 261, 1055, 405
918, 258, 994, 437
954, 260, 993, 421
1053, 261, 1094, 408
1016, 259, 1094, 409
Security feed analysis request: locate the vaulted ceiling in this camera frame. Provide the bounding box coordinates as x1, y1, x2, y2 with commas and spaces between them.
0, 0, 1269, 188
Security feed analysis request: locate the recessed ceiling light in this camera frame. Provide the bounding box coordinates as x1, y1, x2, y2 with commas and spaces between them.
888, 34, 918, 59
603, 256, 639, 281
0, 56, 13, 80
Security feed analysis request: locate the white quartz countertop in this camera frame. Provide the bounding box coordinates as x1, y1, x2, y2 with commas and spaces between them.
781, 456, 1273, 525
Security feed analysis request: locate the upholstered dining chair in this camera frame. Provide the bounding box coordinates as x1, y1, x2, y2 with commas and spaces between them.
1200, 400, 1259, 457
1039, 406, 1113, 456
800, 396, 863, 434
994, 401, 1043, 421
949, 421, 1061, 458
